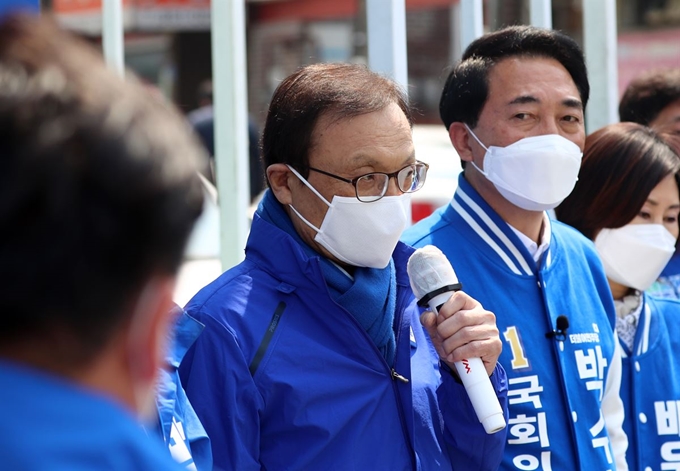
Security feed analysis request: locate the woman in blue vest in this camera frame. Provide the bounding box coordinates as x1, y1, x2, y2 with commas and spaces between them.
557, 122, 680, 471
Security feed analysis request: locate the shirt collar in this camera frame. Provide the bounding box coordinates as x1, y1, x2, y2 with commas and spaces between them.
507, 213, 552, 264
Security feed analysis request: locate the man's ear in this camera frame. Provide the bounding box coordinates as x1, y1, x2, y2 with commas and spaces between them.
266, 163, 295, 206
449, 122, 475, 164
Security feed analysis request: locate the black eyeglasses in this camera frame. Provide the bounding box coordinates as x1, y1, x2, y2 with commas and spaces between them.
307, 161, 429, 202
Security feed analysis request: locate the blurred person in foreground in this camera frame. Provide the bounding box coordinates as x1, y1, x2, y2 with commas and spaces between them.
0, 15, 205, 470
179, 62, 508, 470
403, 25, 628, 469
620, 68, 680, 298
557, 122, 680, 471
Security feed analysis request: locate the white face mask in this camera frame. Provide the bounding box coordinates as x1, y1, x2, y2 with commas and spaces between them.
287, 165, 410, 268
595, 224, 677, 292
465, 125, 583, 211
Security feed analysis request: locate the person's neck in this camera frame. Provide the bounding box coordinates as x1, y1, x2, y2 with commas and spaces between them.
609, 279, 633, 301
0, 330, 136, 411
464, 169, 544, 243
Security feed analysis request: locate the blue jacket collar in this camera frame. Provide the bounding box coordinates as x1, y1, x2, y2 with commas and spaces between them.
246, 213, 414, 289
447, 174, 551, 276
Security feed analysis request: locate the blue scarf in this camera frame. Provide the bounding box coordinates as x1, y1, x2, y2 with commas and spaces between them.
257, 190, 396, 365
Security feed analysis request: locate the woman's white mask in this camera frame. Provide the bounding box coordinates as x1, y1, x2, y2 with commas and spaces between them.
465, 125, 583, 211
595, 224, 677, 292
287, 165, 410, 269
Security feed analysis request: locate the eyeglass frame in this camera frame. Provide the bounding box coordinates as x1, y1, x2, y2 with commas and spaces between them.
304, 160, 429, 202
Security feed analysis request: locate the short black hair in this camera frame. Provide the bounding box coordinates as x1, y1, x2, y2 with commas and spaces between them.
440, 25, 589, 129
0, 15, 205, 361
619, 68, 680, 125
262, 63, 412, 181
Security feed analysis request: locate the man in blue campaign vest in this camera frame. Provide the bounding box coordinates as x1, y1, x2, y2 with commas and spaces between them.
0, 15, 205, 470
179, 62, 509, 470
403, 26, 629, 470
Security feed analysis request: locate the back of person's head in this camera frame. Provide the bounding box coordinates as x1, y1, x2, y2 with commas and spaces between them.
556, 122, 680, 239
440, 25, 589, 129
261, 62, 412, 182
0, 15, 205, 371
619, 68, 680, 125
653, 124, 680, 207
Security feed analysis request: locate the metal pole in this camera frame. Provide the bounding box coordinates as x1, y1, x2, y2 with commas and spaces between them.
102, 0, 124, 76
212, 0, 250, 269
583, 0, 618, 134
365, 0, 412, 223
450, 3, 462, 62
366, 0, 408, 91
530, 0, 552, 29
460, 0, 483, 53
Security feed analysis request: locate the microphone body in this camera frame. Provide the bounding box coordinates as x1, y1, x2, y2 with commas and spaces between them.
407, 246, 506, 434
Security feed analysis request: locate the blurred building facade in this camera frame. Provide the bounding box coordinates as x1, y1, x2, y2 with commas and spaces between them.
45, 0, 680, 123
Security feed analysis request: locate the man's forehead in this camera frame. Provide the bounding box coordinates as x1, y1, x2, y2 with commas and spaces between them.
652, 100, 680, 128
485, 56, 580, 101
307, 106, 414, 171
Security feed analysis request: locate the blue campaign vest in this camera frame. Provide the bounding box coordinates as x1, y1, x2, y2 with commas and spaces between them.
620, 294, 680, 471
404, 174, 618, 471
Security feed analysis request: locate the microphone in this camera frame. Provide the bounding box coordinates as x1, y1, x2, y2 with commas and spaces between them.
407, 245, 506, 434
545, 315, 569, 341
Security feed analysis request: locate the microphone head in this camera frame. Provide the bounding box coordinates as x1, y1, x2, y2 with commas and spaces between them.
407, 245, 459, 300
556, 315, 569, 331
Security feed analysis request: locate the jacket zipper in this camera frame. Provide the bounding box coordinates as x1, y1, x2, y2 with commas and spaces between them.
391, 369, 409, 383
389, 289, 417, 471
318, 263, 417, 470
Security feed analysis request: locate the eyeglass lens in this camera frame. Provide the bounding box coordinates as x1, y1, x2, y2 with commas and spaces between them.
355, 163, 427, 202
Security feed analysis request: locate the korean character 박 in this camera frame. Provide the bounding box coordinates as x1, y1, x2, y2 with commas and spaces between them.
575, 346, 607, 400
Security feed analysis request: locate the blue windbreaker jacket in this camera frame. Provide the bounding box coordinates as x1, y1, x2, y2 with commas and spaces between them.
179, 213, 508, 471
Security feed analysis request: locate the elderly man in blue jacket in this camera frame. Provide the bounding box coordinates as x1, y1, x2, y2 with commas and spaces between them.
179, 63, 508, 470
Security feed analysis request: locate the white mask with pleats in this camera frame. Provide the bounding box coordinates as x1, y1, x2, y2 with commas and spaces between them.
466, 125, 583, 211
595, 224, 676, 291
287, 166, 410, 268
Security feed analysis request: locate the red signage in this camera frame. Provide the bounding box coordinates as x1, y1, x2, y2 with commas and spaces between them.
53, 0, 210, 33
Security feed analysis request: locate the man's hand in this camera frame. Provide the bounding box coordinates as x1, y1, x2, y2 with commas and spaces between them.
420, 290, 501, 376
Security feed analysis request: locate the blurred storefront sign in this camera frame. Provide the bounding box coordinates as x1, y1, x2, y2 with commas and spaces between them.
618, 28, 680, 97
53, 0, 211, 34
